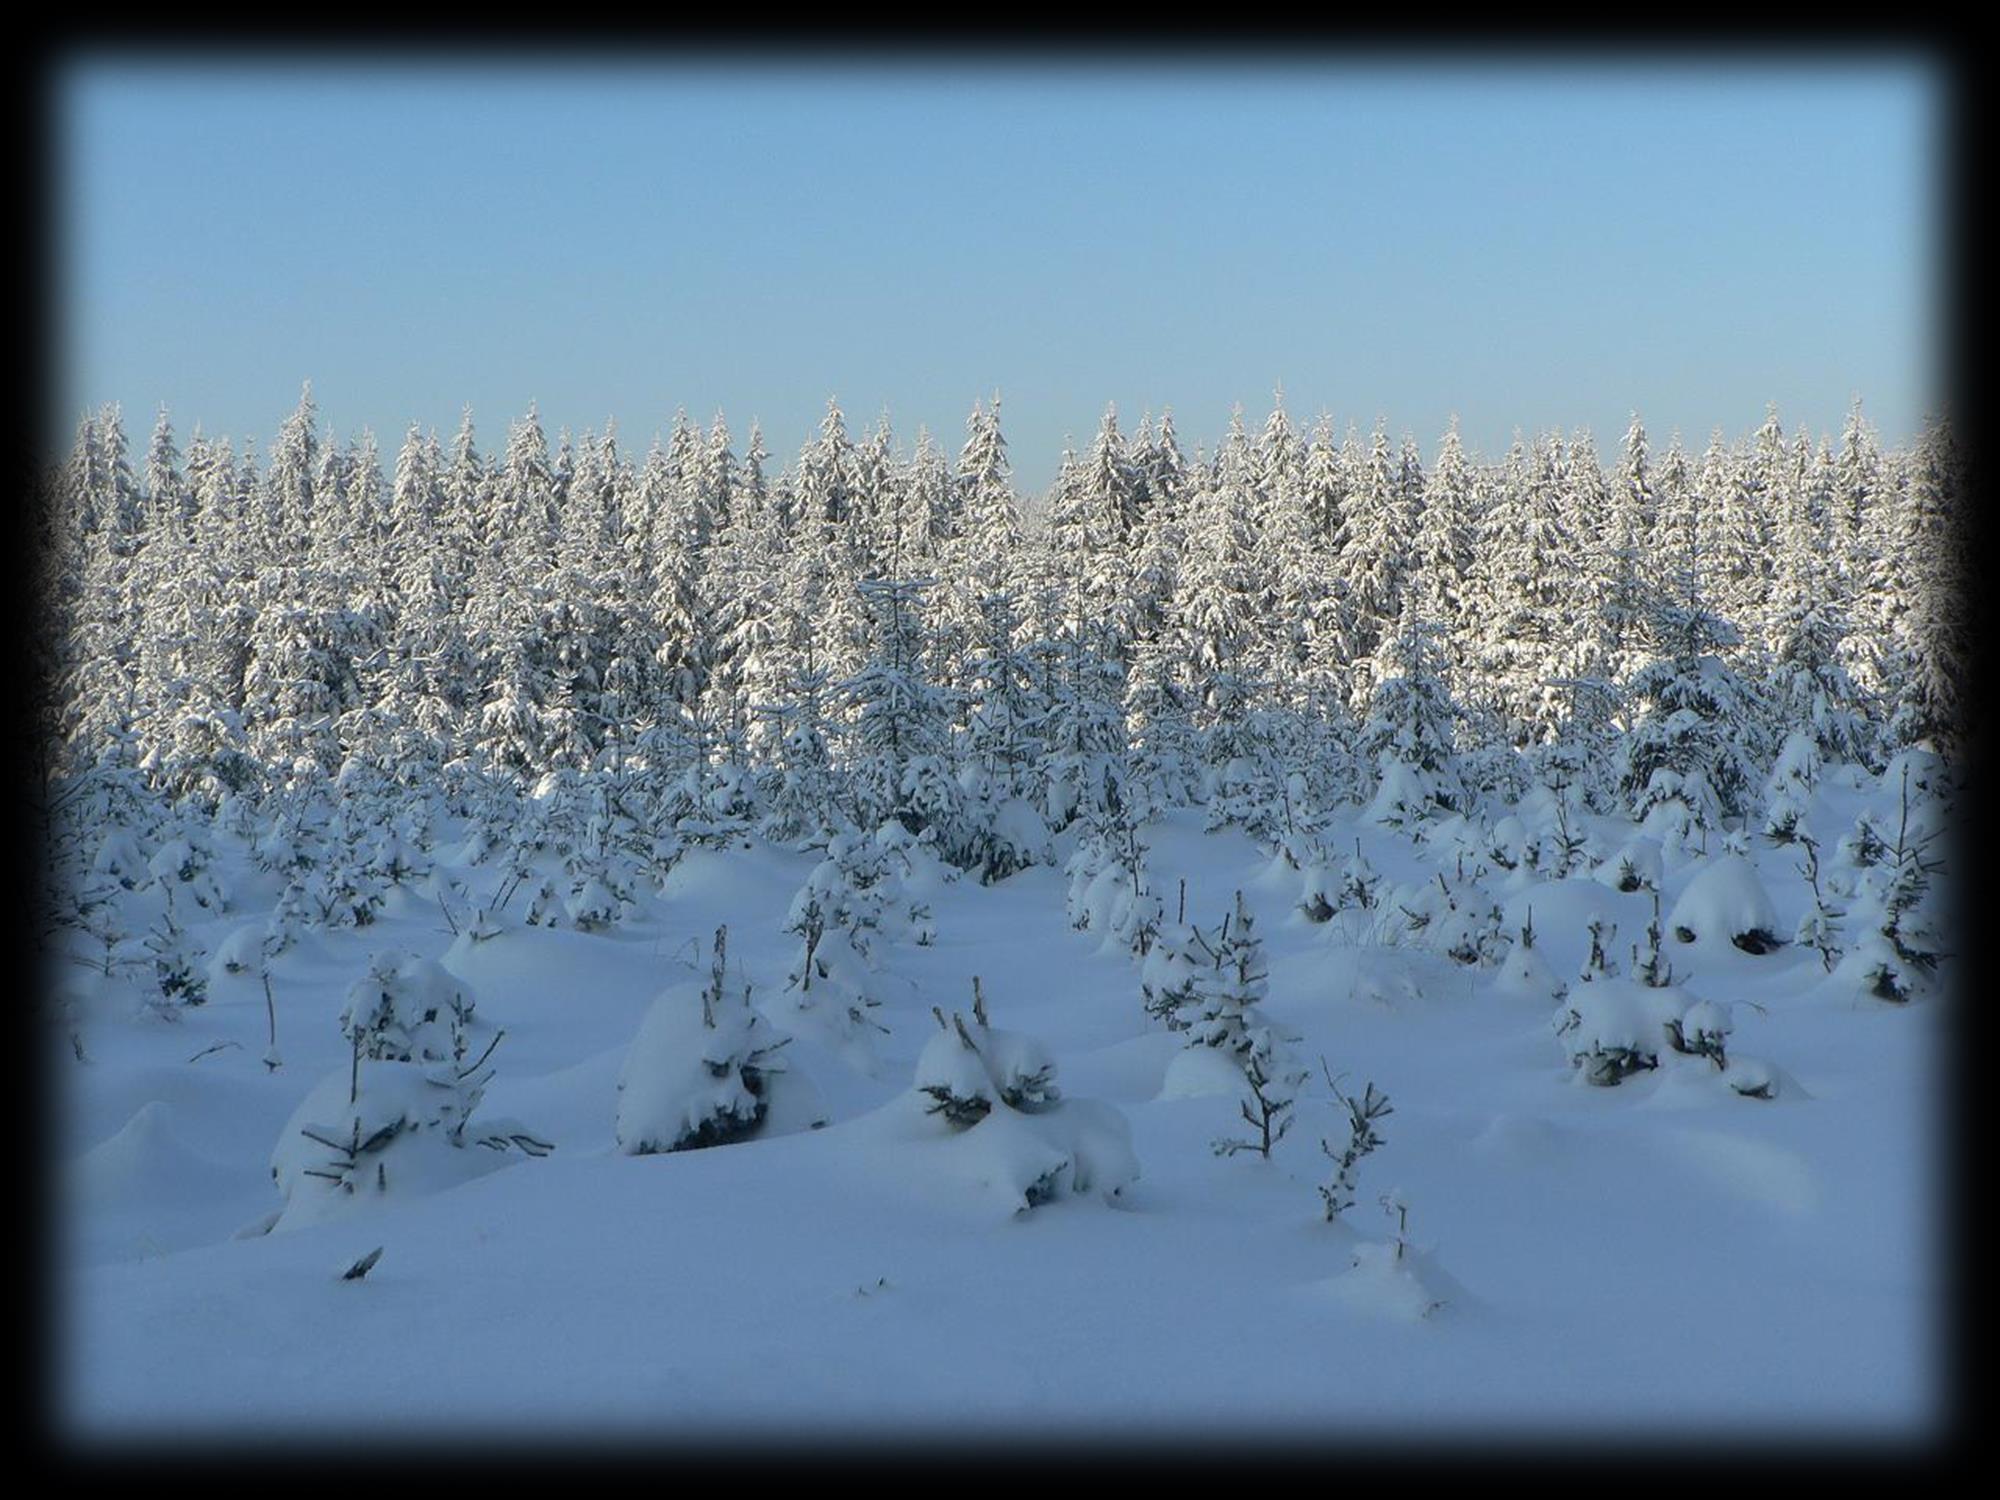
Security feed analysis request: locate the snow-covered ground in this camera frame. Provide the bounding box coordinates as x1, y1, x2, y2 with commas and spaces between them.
54, 781, 1943, 1443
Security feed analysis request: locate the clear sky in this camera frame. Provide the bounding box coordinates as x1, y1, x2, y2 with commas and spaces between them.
56, 57, 1940, 492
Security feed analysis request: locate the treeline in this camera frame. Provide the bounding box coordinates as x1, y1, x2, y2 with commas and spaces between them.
32, 386, 1968, 847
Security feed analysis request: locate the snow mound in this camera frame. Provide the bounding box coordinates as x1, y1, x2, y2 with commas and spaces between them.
1317, 1237, 1465, 1323
1158, 1042, 1254, 1101
910, 1093, 1140, 1217
1667, 856, 1783, 953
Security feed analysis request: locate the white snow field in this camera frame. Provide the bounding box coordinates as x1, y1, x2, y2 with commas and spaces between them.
54, 782, 1943, 1445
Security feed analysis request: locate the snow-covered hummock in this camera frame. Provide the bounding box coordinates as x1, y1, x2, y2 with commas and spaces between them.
1324, 1236, 1466, 1322
1667, 855, 1782, 953
338, 952, 473, 1063
1159, 1040, 1255, 1101
615, 980, 784, 1156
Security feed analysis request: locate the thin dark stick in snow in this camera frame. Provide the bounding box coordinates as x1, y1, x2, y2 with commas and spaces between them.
263, 974, 279, 1066
340, 1247, 384, 1281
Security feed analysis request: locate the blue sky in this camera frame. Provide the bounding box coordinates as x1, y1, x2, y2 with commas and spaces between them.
57, 58, 1939, 491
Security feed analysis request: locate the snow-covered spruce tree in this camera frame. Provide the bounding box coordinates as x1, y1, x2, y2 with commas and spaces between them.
140, 895, 207, 1018
842, 577, 953, 837
1359, 612, 1465, 824
779, 837, 900, 1050
1841, 765, 1947, 1003
339, 951, 478, 1065
1890, 416, 1968, 757
617, 925, 787, 1154
1620, 541, 1764, 844
1465, 430, 1586, 745
1063, 800, 1161, 958
1165, 891, 1307, 1160
754, 641, 846, 849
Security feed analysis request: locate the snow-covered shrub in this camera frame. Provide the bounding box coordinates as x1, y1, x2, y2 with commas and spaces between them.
1836, 786, 1946, 1004
1064, 815, 1160, 957
1158, 892, 1308, 1158
911, 986, 1138, 1213
308, 851, 386, 930
617, 926, 787, 1154
778, 830, 933, 1051
1664, 997, 1733, 1069
268, 1022, 549, 1233
1576, 914, 1619, 983
367, 823, 431, 886
147, 834, 228, 912
563, 873, 624, 932
1793, 834, 1844, 973
916, 984, 1059, 1126
1551, 978, 1689, 1085
339, 952, 477, 1064
1759, 730, 1821, 844
92, 830, 150, 891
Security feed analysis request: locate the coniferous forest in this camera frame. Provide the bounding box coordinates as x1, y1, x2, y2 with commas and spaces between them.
44, 385, 1967, 1438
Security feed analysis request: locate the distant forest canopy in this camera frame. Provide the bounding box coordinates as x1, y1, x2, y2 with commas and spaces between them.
32, 388, 1968, 830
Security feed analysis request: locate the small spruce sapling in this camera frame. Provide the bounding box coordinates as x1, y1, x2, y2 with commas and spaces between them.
142, 895, 207, 1016
1318, 1065, 1393, 1220
1579, 915, 1618, 983
1793, 834, 1843, 973
1631, 889, 1674, 988
1211, 1028, 1308, 1161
